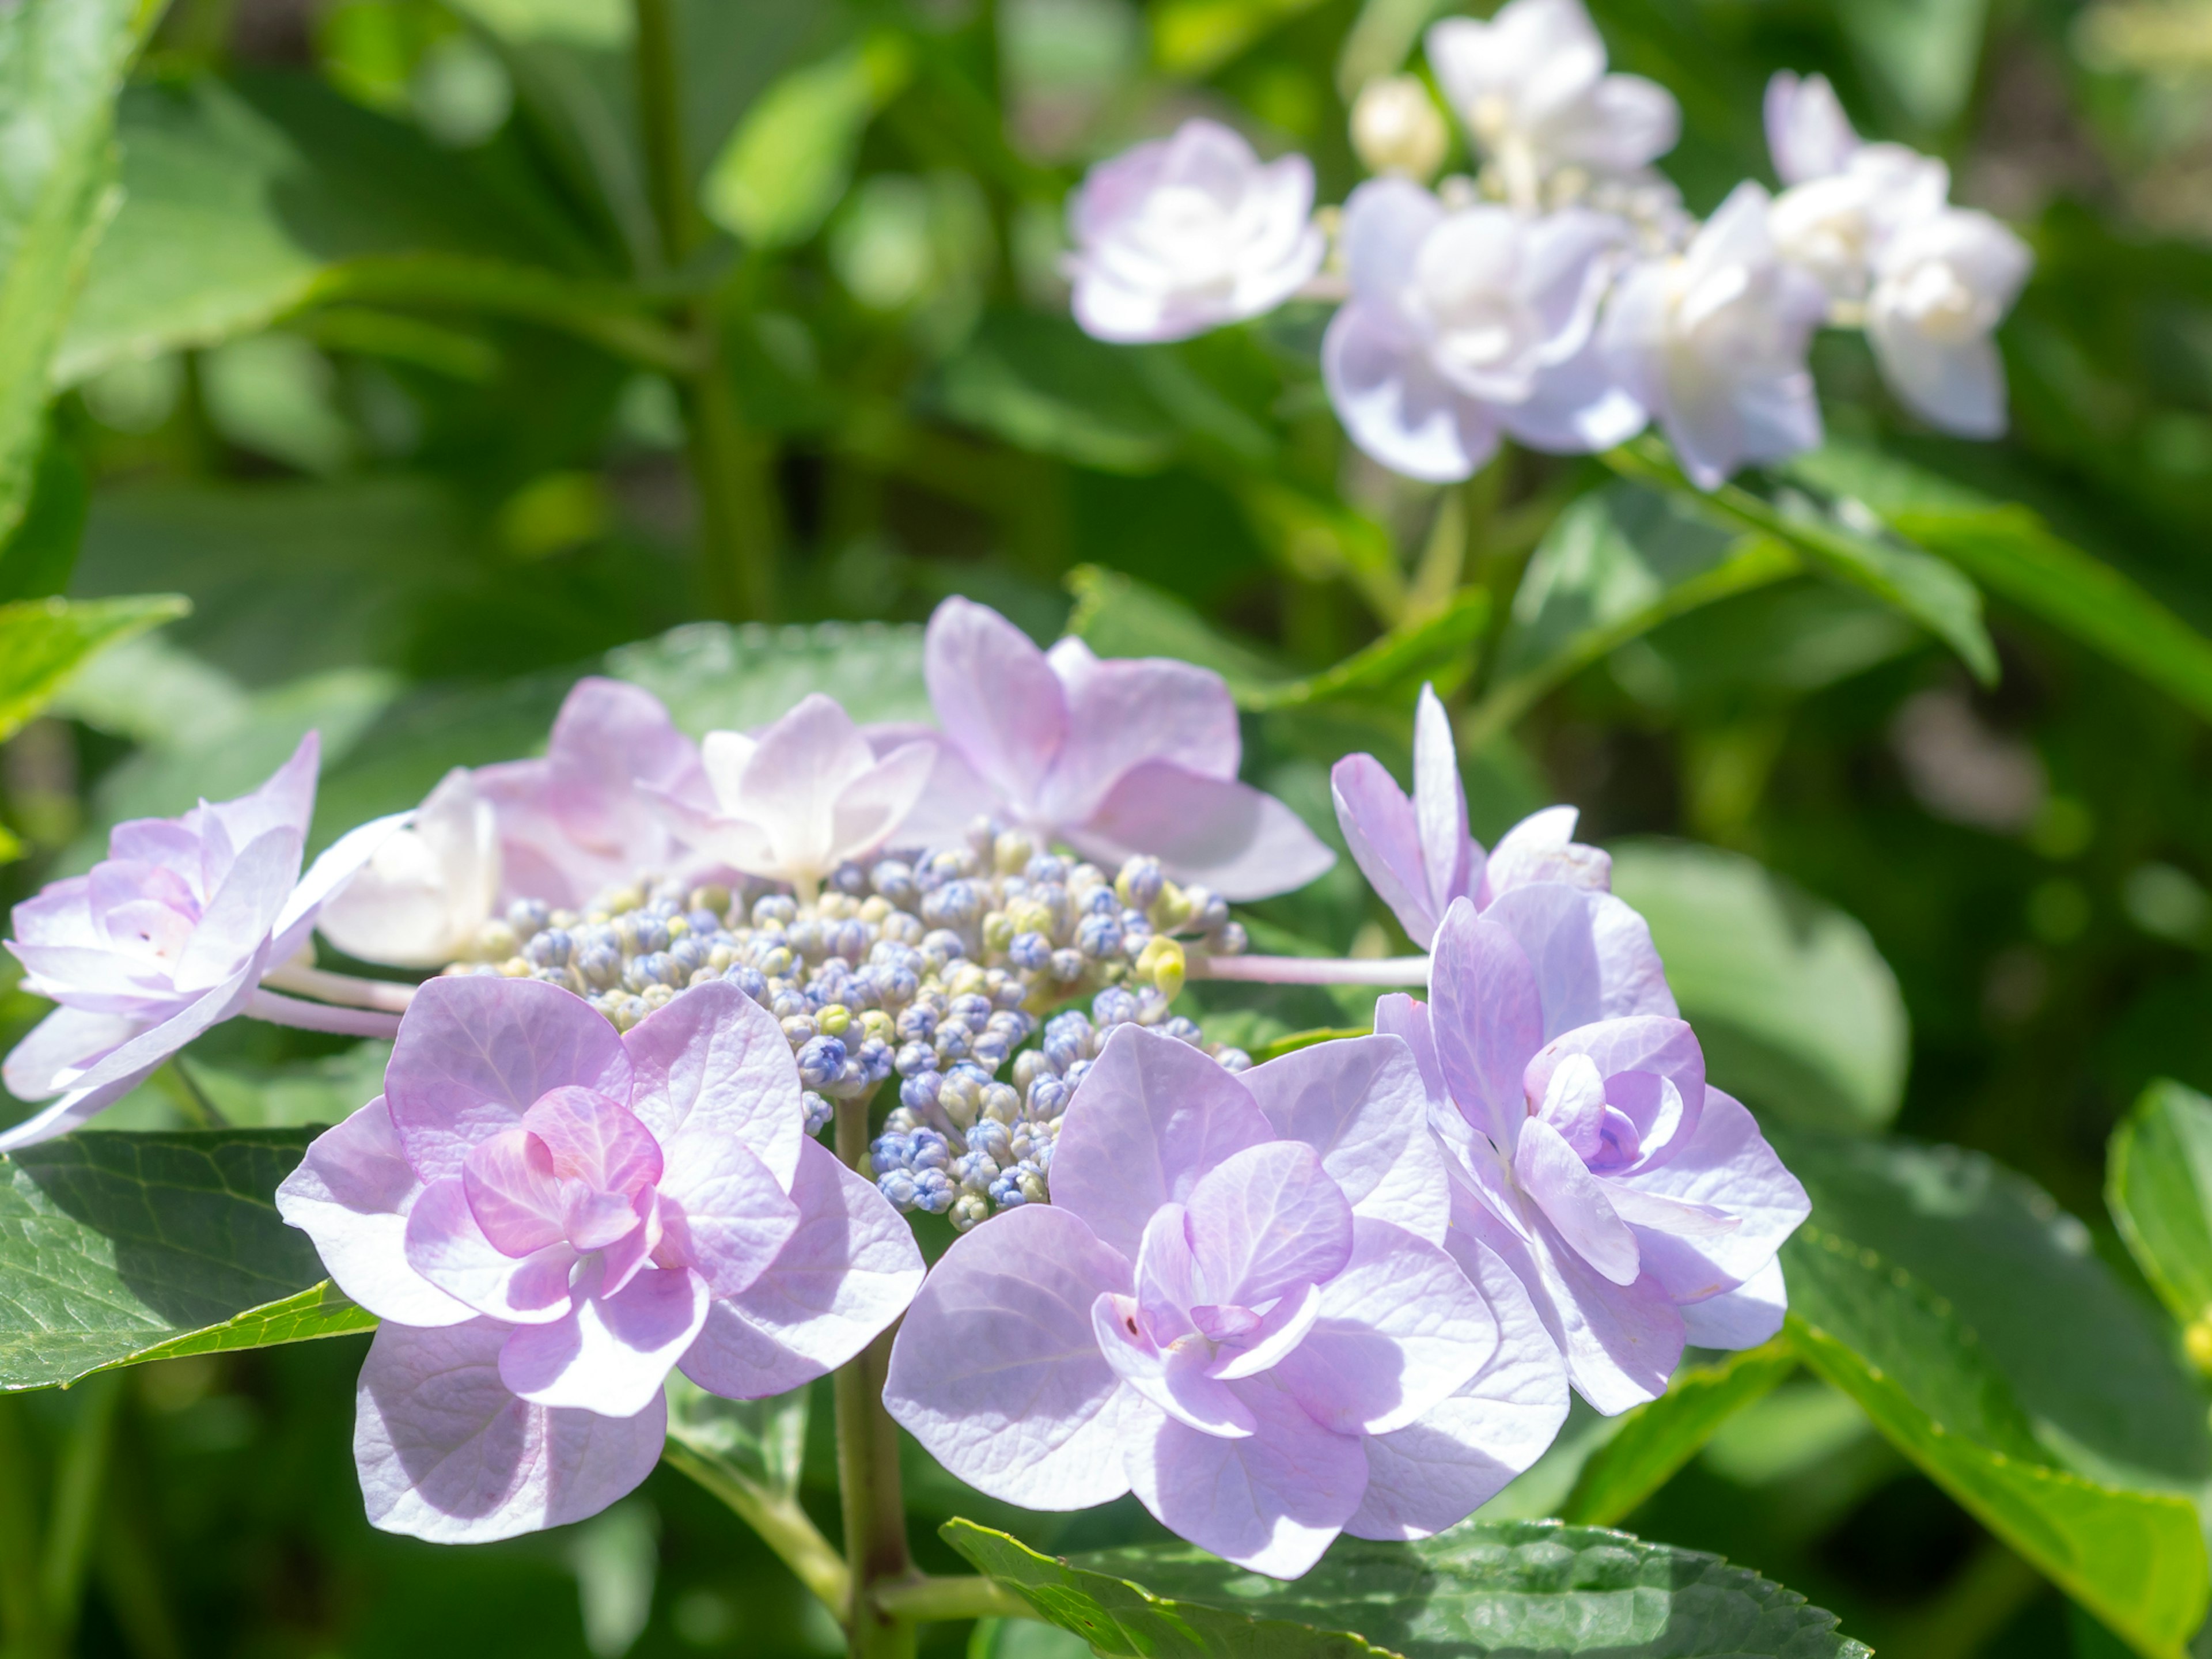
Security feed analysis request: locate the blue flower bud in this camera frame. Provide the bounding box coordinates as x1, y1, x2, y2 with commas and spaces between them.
877, 1169, 920, 1211
895, 1040, 935, 1077
912, 1168, 956, 1214
1211, 921, 1250, 956
1027, 1074, 1070, 1118
669, 936, 709, 974
971, 1033, 1010, 1070
920, 930, 966, 967
722, 963, 770, 1002
832, 861, 869, 896
802, 1091, 834, 1133
524, 928, 571, 968
797, 1035, 847, 1089
1117, 857, 1164, 910
578, 945, 623, 989
771, 990, 812, 1021
1081, 885, 1119, 917
933, 1020, 973, 1063
1215, 1047, 1253, 1072
948, 991, 993, 1028
870, 860, 917, 907
1024, 853, 1069, 885
953, 1150, 999, 1193
506, 897, 551, 938
857, 1037, 894, 1082
1092, 986, 1138, 1027
967, 1119, 1013, 1163
1161, 1016, 1204, 1046
634, 916, 671, 956
753, 894, 798, 928
870, 1131, 913, 1173
1048, 948, 1085, 983
1063, 1058, 1094, 1093
1009, 930, 1052, 971
899, 1070, 942, 1112
787, 919, 825, 961
1076, 915, 1123, 958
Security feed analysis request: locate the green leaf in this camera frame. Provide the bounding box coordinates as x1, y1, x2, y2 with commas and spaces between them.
944, 1516, 1869, 1658
1560, 1340, 1797, 1527
0, 1128, 367, 1392
931, 309, 1182, 475
2108, 1079, 2212, 1344
605, 619, 932, 736
0, 594, 190, 745
1471, 483, 1801, 740
661, 1375, 846, 1611
1608, 840, 1909, 1131
0, 429, 88, 604
1838, 0, 1988, 130
0, 0, 158, 541
701, 33, 911, 250
1788, 442, 2212, 728
1604, 438, 1998, 685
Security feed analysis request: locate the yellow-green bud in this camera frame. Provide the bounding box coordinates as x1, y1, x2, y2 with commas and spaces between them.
1149, 883, 1194, 933
816, 1003, 851, 1037
994, 830, 1034, 874
1351, 74, 1449, 181
982, 911, 1016, 954
860, 1009, 896, 1045
1136, 936, 1186, 999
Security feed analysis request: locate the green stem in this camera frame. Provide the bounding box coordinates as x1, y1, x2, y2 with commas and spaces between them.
162, 1056, 226, 1129
658, 1442, 849, 1614
40, 1375, 121, 1654
0, 1396, 51, 1658
631, 0, 694, 272
871, 1575, 1035, 1624
832, 1094, 917, 1659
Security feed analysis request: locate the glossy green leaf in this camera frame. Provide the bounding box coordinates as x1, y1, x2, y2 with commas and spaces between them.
1609, 841, 1909, 1131
1604, 438, 1998, 684
0, 594, 190, 745
606, 619, 931, 736
932, 309, 1182, 475
0, 0, 157, 541
2108, 1079, 2212, 1342
945, 1516, 1869, 1658
1789, 442, 2212, 727
0, 1128, 365, 1392
0, 430, 89, 604
1561, 1340, 1797, 1527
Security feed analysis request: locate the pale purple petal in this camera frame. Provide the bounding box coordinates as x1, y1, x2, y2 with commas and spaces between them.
459, 1129, 570, 1256
268, 810, 411, 965
404, 1176, 576, 1324
1184, 1142, 1354, 1309
1346, 1232, 1568, 1539
1330, 754, 1437, 946
498, 1262, 710, 1416
1429, 899, 1543, 1150
3, 1005, 137, 1101
863, 725, 997, 849
654, 1131, 800, 1298
1323, 301, 1504, 483
1209, 1281, 1324, 1380
923, 597, 1066, 817
1373, 993, 1446, 1108
1482, 884, 1676, 1035
1618, 1090, 1808, 1302
1478, 806, 1610, 902
1340, 176, 1442, 308
385, 976, 631, 1183
1525, 1014, 1705, 1162
1125, 1381, 1368, 1578
882, 1204, 1138, 1508
1048, 1025, 1274, 1263
1514, 1117, 1639, 1285
1094, 1293, 1257, 1437
1679, 1256, 1787, 1348
1240, 1033, 1450, 1245
1040, 638, 1242, 824
201, 731, 320, 862
1071, 762, 1336, 903
171, 830, 301, 994
1765, 71, 1859, 185
276, 1097, 478, 1327
680, 1138, 925, 1398
522, 1086, 662, 1195
828, 741, 937, 868
1411, 686, 1474, 923
622, 980, 802, 1190
355, 1319, 666, 1543
1270, 1218, 1492, 1436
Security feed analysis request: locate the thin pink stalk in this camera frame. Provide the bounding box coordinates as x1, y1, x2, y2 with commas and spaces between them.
1186, 953, 1430, 987
246, 989, 404, 1040
261, 964, 418, 1013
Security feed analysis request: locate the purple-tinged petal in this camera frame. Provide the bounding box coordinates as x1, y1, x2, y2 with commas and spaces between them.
276, 1097, 477, 1327
1526, 1015, 1705, 1161
1765, 70, 1858, 186
1270, 1219, 1492, 1436
923, 597, 1066, 816
1039, 638, 1241, 824
1071, 762, 1336, 903
522, 1086, 662, 1195
1430, 899, 1543, 1152
1126, 1381, 1368, 1578
1616, 1090, 1808, 1302
1050, 1026, 1275, 1263
2, 1005, 137, 1101
1330, 754, 1437, 946
1478, 806, 1609, 903
599, 1196, 660, 1294
1134, 1205, 1200, 1341
1373, 994, 1445, 1107
861, 725, 995, 849
1481, 884, 1676, 1036
1533, 1053, 1608, 1160
623, 980, 802, 1190
461, 1129, 569, 1256
1094, 1293, 1257, 1437
1184, 1142, 1354, 1310
404, 1177, 575, 1324
201, 732, 320, 866
1340, 177, 1442, 308
1514, 1117, 1639, 1286
355, 1319, 666, 1543
1323, 301, 1504, 484
654, 1132, 800, 1299
1241, 1033, 1449, 1246
171, 829, 301, 994
385, 976, 631, 1184
1680, 1256, 1787, 1349
1411, 686, 1474, 923
680, 1138, 923, 1399
1346, 1233, 1567, 1540
829, 741, 937, 867
1208, 1282, 1323, 1381
883, 1204, 1138, 1509
498, 1262, 710, 1416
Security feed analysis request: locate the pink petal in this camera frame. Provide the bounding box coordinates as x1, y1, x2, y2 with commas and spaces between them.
276, 1097, 477, 1327
1476, 805, 1609, 905
1680, 1256, 1787, 1348
1048, 1025, 1275, 1264
1039, 638, 1241, 824
1616, 1090, 1808, 1304
679, 1138, 924, 1399
171, 828, 301, 995
1514, 1117, 1639, 1286
882, 1204, 1137, 1509
1240, 1033, 1449, 1246
653, 1131, 800, 1298
1429, 899, 1544, 1152
385, 976, 632, 1184
828, 741, 937, 868
404, 1176, 575, 1324
355, 1319, 666, 1543
522, 1085, 663, 1195
1346, 1233, 1568, 1540
729, 694, 879, 874
623, 980, 802, 1190
3, 1005, 138, 1101
1270, 1219, 1493, 1436
923, 597, 1066, 816
1125, 1380, 1368, 1578
1070, 762, 1336, 903
1207, 1281, 1323, 1381
460, 1130, 570, 1255
1330, 754, 1437, 946
1411, 685, 1475, 924
1093, 1293, 1257, 1437
1184, 1142, 1354, 1310
498, 1261, 710, 1416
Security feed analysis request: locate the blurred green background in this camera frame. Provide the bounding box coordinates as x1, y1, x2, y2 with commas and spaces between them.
5, 0, 2212, 1653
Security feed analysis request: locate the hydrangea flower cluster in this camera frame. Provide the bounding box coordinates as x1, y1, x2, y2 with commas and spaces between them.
1060, 0, 2033, 486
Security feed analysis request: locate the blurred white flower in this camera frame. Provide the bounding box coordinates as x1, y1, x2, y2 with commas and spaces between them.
1601, 181, 1829, 488
1867, 207, 2032, 437
1351, 75, 1450, 181
1426, 0, 1678, 210
1065, 119, 1325, 343
319, 768, 501, 968
1323, 179, 1645, 481
1763, 71, 1861, 187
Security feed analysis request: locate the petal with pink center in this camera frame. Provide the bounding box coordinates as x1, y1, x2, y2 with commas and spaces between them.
1240, 1033, 1449, 1245
1184, 1141, 1354, 1310
882, 1204, 1137, 1509
404, 1176, 576, 1324
1048, 1025, 1274, 1264
1525, 1016, 1705, 1161
1094, 1293, 1256, 1437
355, 1318, 666, 1543
623, 980, 802, 1188
923, 597, 1066, 815
1069, 762, 1335, 903
679, 1138, 923, 1399
522, 1086, 663, 1195
385, 976, 631, 1183
461, 1129, 569, 1256
1207, 1281, 1323, 1381
276, 1097, 476, 1327
1430, 900, 1544, 1152
498, 1262, 710, 1416
653, 1131, 799, 1298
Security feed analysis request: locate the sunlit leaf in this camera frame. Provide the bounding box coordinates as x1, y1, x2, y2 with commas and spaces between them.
2108, 1079, 2212, 1358
1562, 1340, 1797, 1527
607, 618, 932, 735
0, 594, 190, 745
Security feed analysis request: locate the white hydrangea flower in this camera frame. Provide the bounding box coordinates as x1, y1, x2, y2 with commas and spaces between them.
1764, 70, 1861, 188
1426, 0, 1679, 210
1866, 207, 2032, 438
317, 768, 500, 968
1065, 119, 1326, 344
1600, 181, 1830, 488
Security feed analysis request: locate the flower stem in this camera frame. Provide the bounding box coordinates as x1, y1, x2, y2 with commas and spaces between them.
1187, 953, 1431, 987
243, 990, 403, 1040
832, 1092, 918, 1658
871, 1575, 1033, 1623
260, 964, 416, 1014
658, 1440, 849, 1613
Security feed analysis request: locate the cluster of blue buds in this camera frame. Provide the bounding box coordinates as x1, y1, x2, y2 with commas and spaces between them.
441, 819, 1249, 1192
